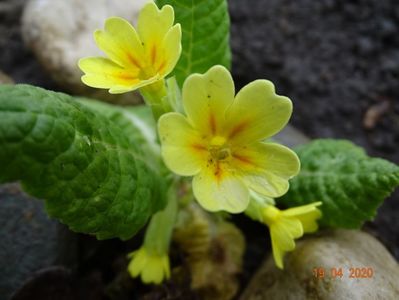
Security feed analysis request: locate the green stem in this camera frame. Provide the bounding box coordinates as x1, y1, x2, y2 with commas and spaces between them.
140, 79, 172, 121
244, 192, 275, 222
143, 183, 178, 255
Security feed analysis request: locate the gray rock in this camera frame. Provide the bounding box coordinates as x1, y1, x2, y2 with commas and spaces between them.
240, 230, 399, 300
0, 71, 14, 84
21, 0, 147, 105
0, 183, 77, 300
274, 125, 310, 148
0, 0, 25, 19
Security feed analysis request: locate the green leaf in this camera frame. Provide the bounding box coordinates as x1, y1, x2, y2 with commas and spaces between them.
0, 84, 165, 240
279, 139, 399, 228
156, 0, 231, 86
77, 98, 161, 169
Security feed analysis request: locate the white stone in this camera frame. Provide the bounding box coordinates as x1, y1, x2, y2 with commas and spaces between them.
22, 0, 149, 104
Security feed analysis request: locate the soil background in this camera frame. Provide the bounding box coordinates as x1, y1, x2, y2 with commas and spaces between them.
0, 0, 398, 299
228, 0, 399, 266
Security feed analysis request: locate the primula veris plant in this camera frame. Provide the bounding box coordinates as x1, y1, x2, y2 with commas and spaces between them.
1, 0, 399, 292
158, 65, 300, 213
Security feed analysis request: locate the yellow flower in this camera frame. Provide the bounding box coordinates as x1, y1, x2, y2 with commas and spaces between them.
263, 202, 322, 269
158, 65, 300, 213
78, 2, 181, 94
127, 247, 170, 284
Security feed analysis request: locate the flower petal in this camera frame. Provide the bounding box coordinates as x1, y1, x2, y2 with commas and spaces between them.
271, 223, 295, 252
270, 217, 302, 269
127, 249, 147, 277
79, 57, 160, 94
79, 57, 138, 88
225, 80, 292, 144
162, 255, 171, 279
141, 256, 163, 284
159, 24, 182, 76
94, 17, 145, 69
270, 232, 285, 269
138, 3, 174, 51
233, 142, 300, 178
158, 112, 206, 176
279, 217, 304, 240
243, 171, 290, 198
183, 65, 235, 135
192, 166, 249, 213
297, 209, 322, 233
109, 76, 160, 94
283, 202, 322, 233
283, 202, 322, 217
232, 142, 300, 198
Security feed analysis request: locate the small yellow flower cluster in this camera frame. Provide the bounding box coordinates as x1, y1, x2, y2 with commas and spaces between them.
79, 1, 322, 282
79, 2, 181, 94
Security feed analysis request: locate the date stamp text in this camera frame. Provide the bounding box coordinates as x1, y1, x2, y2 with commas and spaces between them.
312, 267, 374, 279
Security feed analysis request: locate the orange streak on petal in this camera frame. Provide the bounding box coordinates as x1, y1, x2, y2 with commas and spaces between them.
213, 161, 223, 183
233, 153, 254, 166
126, 53, 142, 69
209, 113, 216, 135
228, 121, 247, 139
191, 143, 207, 152
116, 72, 138, 83
157, 60, 166, 74
151, 45, 157, 65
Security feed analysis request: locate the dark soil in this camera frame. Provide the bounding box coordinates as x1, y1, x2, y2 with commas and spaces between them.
230, 0, 399, 163
0, 0, 398, 299
228, 0, 399, 263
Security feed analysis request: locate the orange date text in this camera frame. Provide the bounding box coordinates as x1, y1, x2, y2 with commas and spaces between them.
312, 267, 374, 279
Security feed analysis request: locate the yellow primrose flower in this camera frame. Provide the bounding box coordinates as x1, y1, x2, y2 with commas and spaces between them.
263, 202, 322, 269
158, 65, 300, 213
127, 246, 170, 284
78, 2, 181, 94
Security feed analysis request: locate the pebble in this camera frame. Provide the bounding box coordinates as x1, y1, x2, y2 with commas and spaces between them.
21, 0, 147, 105
274, 125, 310, 148
240, 230, 399, 300
0, 70, 14, 84
0, 183, 77, 299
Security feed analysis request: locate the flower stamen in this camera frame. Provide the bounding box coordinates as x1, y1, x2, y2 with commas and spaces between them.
209, 136, 231, 161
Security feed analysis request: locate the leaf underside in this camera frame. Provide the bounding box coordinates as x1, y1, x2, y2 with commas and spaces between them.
0, 84, 165, 240
279, 139, 399, 228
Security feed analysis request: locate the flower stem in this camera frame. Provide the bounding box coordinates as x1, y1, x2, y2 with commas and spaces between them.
143, 183, 178, 255
140, 79, 172, 121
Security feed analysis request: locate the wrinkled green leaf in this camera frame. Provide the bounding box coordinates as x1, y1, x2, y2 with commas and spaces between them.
156, 0, 231, 86
0, 84, 165, 240
279, 139, 399, 228
78, 99, 160, 169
